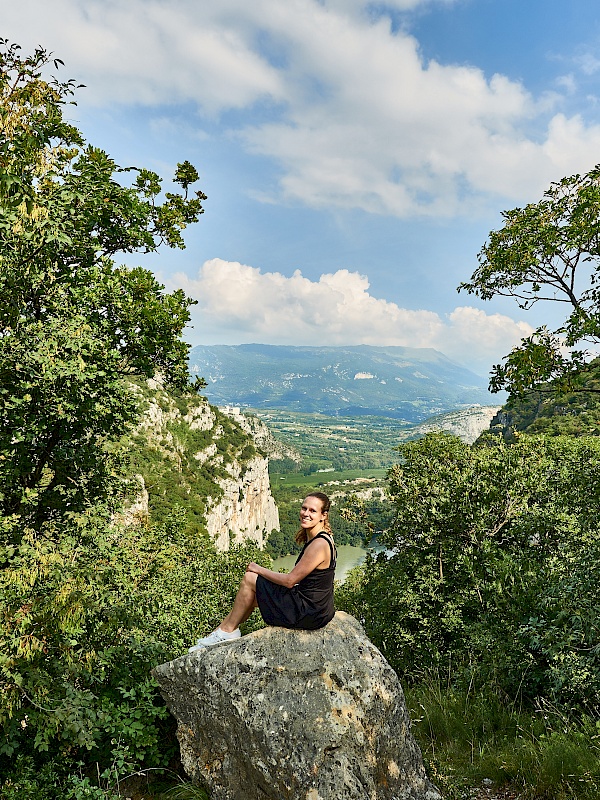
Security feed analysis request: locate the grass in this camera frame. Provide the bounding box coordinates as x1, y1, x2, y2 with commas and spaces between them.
406, 676, 600, 799
102, 769, 210, 800
160, 784, 209, 800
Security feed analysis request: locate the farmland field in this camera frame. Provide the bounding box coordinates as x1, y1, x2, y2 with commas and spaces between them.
251, 408, 414, 472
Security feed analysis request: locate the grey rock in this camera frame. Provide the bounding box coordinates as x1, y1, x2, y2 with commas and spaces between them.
153, 612, 441, 800
205, 454, 280, 551
408, 405, 502, 445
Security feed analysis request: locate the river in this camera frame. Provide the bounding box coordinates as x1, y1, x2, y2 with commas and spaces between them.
273, 544, 375, 583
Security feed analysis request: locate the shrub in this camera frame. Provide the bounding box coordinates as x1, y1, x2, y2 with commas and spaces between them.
0, 507, 268, 797
337, 433, 600, 709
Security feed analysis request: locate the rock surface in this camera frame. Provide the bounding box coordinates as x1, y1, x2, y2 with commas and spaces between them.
219, 405, 302, 465
153, 612, 441, 800
125, 379, 280, 550
409, 405, 501, 444
205, 454, 280, 551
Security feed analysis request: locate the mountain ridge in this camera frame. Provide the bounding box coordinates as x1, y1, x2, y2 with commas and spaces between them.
188, 343, 497, 422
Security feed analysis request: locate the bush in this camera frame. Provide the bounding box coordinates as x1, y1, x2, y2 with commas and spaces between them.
337, 433, 600, 709
0, 507, 268, 798
405, 678, 600, 800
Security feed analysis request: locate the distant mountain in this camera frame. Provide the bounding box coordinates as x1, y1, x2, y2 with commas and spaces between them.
188, 344, 497, 422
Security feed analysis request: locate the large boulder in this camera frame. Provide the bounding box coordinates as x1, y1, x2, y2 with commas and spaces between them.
153, 612, 441, 800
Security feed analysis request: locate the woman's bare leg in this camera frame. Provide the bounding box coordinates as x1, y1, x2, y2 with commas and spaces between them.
220, 571, 258, 632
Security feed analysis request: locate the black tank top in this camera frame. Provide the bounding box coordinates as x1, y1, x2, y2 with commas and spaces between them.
293, 532, 337, 629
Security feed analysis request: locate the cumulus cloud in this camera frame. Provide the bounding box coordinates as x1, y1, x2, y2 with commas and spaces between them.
171, 258, 533, 374
5, 0, 600, 216
3, 0, 285, 112
237, 5, 600, 215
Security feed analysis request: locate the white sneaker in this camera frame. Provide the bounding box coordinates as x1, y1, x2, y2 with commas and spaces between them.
188, 627, 241, 653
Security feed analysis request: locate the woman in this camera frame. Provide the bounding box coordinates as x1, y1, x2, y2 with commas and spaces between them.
189, 492, 336, 651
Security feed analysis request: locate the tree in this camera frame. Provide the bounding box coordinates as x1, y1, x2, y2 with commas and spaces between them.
0, 42, 268, 797
0, 40, 207, 539
459, 165, 600, 395
336, 432, 600, 708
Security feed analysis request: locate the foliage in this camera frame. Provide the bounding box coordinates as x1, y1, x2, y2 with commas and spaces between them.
0, 507, 268, 798
406, 679, 600, 800
460, 164, 600, 397
0, 40, 226, 799
0, 40, 206, 540
336, 432, 600, 709
486, 359, 600, 441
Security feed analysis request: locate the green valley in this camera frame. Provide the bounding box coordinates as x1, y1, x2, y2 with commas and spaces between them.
256, 408, 412, 472
252, 405, 499, 473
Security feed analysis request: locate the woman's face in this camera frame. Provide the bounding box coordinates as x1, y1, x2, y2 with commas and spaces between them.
299, 496, 325, 530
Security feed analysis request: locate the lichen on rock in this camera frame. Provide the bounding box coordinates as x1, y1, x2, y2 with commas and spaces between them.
153, 612, 441, 800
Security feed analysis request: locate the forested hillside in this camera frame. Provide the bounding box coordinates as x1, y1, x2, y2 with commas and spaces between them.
486, 360, 600, 440
125, 379, 255, 527
123, 379, 279, 549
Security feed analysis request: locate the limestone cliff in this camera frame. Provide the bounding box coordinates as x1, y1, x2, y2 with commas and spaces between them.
205, 454, 280, 551
122, 379, 279, 550
218, 405, 302, 464
408, 404, 501, 444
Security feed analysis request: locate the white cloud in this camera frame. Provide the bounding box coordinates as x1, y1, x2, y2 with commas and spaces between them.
3, 0, 285, 112
577, 53, 600, 76
172, 258, 533, 374
322, 0, 456, 13
556, 74, 577, 94
237, 5, 600, 215
6, 0, 600, 216
442, 307, 533, 368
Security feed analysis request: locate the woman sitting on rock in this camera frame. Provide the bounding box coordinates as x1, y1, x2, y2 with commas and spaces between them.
189, 492, 336, 651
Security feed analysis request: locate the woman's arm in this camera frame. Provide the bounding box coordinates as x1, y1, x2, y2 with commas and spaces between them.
247, 538, 329, 589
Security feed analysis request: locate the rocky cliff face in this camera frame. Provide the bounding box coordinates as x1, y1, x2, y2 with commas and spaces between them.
153, 612, 441, 800
206, 454, 280, 550
409, 404, 502, 444
123, 379, 279, 550
219, 405, 302, 465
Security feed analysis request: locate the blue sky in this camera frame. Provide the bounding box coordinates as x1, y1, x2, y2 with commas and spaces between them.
6, 0, 600, 374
